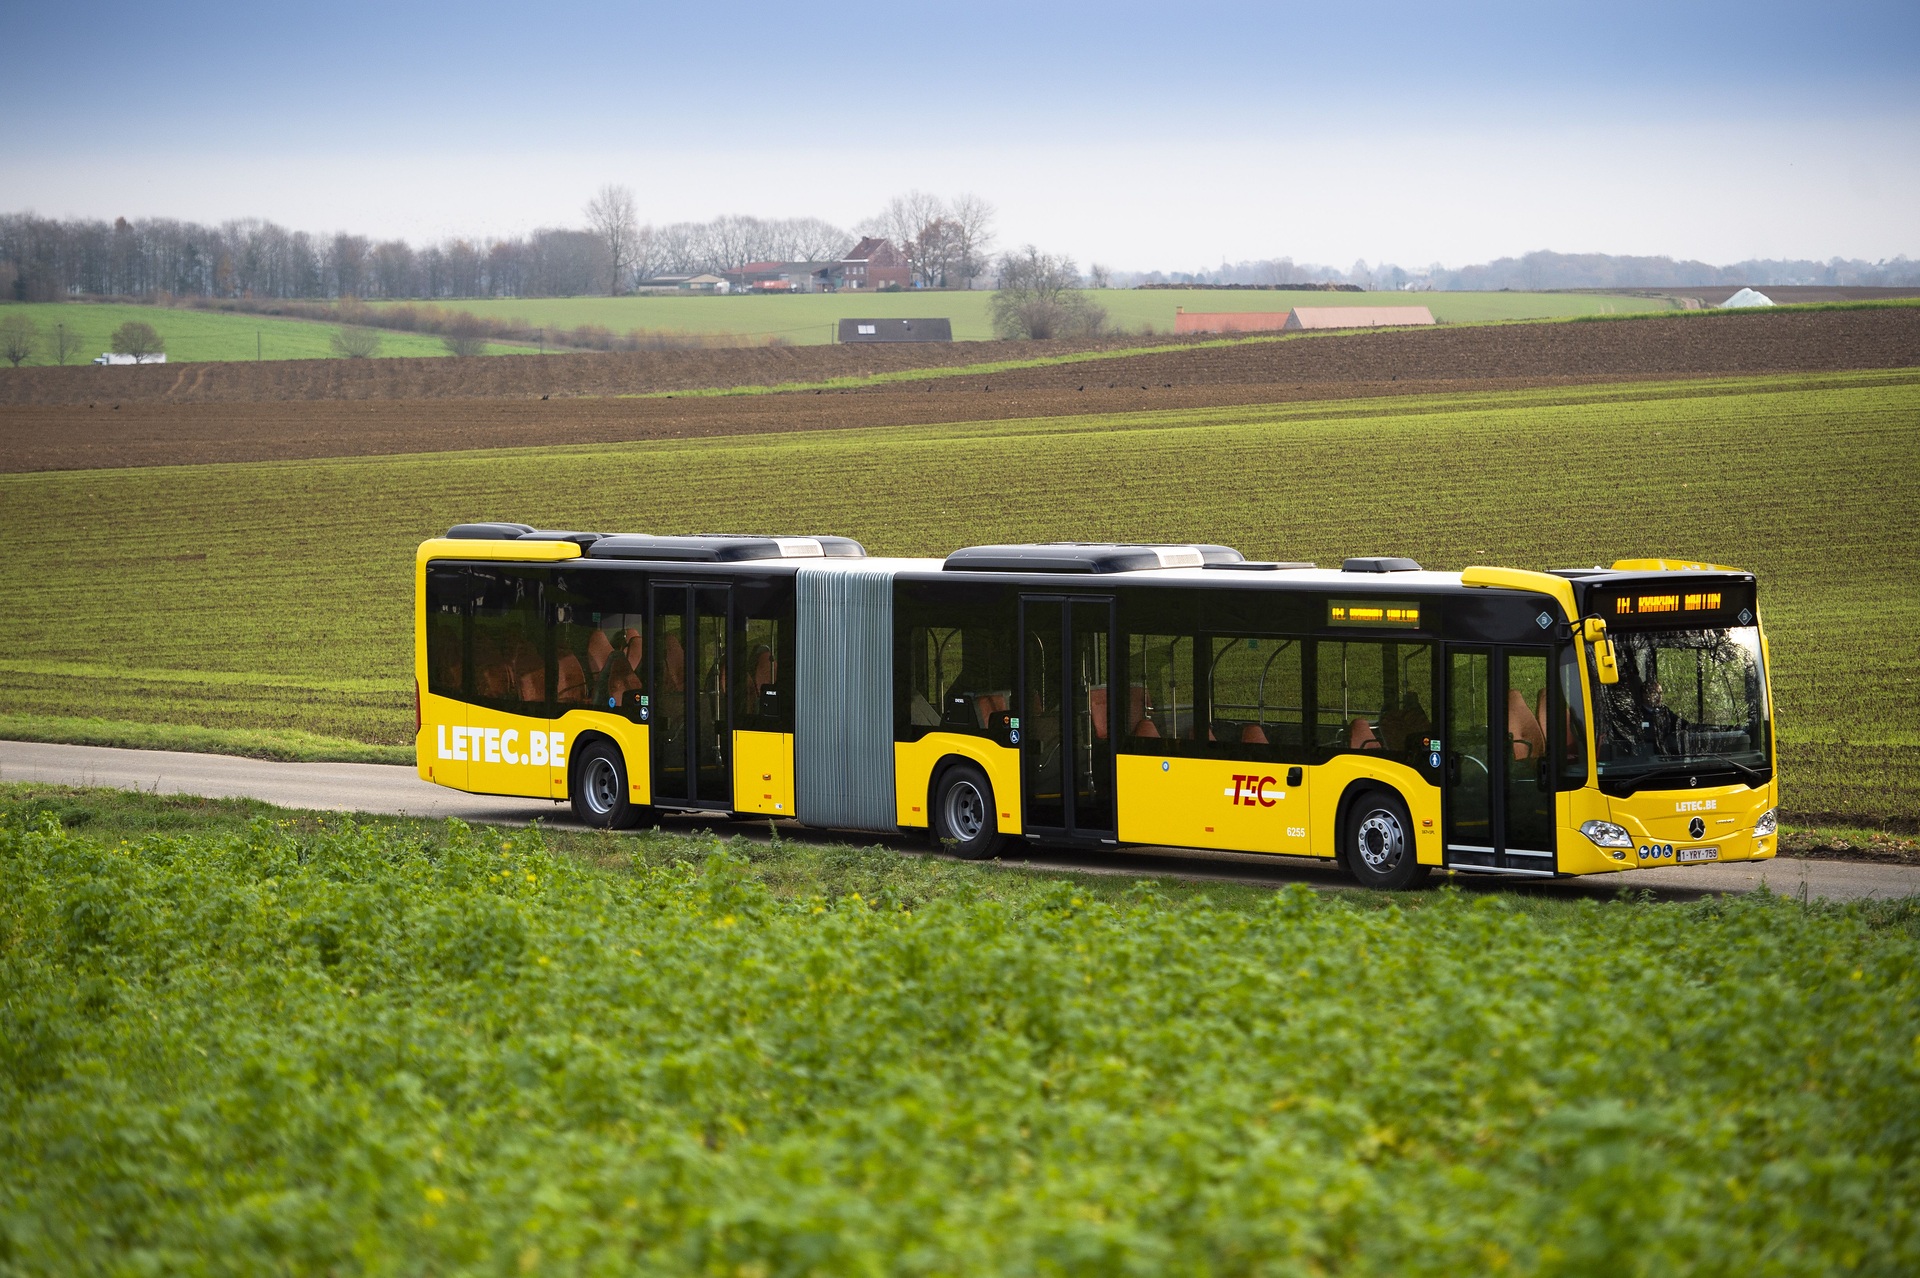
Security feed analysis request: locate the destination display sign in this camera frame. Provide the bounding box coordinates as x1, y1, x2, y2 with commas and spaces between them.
1328, 600, 1421, 628
1590, 582, 1756, 628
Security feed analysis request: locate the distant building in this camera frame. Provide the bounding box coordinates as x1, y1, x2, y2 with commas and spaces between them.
838, 318, 953, 343
722, 261, 835, 293
1173, 309, 1291, 334
635, 273, 731, 293
1284, 306, 1435, 330
93, 351, 167, 365
1174, 306, 1437, 334
832, 238, 911, 291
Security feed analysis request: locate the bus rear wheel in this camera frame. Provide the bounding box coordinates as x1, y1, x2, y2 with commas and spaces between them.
934, 763, 1006, 861
572, 740, 643, 830
1341, 787, 1430, 890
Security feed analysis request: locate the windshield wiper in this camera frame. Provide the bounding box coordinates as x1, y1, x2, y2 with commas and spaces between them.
1614, 756, 1768, 788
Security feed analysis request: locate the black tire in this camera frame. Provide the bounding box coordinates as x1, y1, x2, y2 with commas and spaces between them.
933, 763, 1006, 861
1340, 787, 1431, 890
571, 740, 644, 830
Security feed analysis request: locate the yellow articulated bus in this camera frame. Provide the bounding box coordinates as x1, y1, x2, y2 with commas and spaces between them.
416, 525, 1777, 890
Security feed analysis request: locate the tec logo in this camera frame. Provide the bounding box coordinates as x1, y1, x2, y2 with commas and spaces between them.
1225, 775, 1285, 807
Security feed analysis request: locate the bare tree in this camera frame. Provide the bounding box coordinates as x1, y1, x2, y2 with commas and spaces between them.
49, 321, 86, 365
946, 193, 996, 289
989, 246, 1106, 340
1088, 263, 1112, 289
783, 217, 852, 263
330, 325, 382, 358
441, 313, 487, 357
330, 233, 370, 298
0, 313, 37, 367
873, 190, 947, 287
585, 185, 640, 295
109, 319, 166, 362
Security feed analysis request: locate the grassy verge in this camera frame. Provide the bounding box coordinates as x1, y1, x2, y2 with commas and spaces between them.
2, 784, 1916, 1273
0, 714, 412, 764
0, 300, 531, 365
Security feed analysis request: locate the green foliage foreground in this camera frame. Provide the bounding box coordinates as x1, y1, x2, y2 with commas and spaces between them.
3, 812, 1917, 1275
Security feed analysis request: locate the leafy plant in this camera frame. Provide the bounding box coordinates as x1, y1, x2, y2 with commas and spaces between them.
2, 808, 1916, 1272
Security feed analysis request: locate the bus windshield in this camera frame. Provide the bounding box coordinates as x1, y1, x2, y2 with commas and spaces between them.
1591, 625, 1771, 793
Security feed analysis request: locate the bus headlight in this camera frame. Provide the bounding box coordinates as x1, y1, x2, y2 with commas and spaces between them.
1754, 808, 1777, 837
1580, 820, 1633, 848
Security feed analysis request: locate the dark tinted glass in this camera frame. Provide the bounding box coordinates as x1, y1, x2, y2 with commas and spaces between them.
1316, 638, 1436, 764
469, 568, 548, 714
425, 566, 469, 697
895, 583, 1016, 739
552, 568, 646, 715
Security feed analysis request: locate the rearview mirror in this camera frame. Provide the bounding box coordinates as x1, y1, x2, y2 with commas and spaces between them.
1594, 637, 1620, 685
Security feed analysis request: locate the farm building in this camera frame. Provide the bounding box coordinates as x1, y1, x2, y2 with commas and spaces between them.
837, 318, 953, 343
832, 238, 912, 291
1174, 309, 1291, 334
1285, 306, 1435, 330
1174, 306, 1437, 335
92, 351, 167, 365
722, 261, 835, 293
635, 273, 730, 293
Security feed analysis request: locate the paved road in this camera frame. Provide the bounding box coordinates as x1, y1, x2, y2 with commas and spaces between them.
5, 739, 1916, 903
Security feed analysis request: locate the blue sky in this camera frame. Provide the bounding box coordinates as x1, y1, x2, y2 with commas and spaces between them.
4, 1, 1915, 268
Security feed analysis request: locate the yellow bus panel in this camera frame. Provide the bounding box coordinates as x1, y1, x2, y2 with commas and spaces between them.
1304, 757, 1444, 865
1115, 755, 1313, 855
550, 711, 650, 806
734, 731, 794, 816
418, 690, 466, 790
894, 733, 1023, 835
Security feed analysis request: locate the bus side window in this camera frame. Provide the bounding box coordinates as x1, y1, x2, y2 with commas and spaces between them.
470, 568, 548, 714
1126, 633, 1194, 744
1207, 635, 1301, 750
1317, 639, 1434, 761
425, 566, 469, 698
738, 615, 786, 728
903, 626, 961, 728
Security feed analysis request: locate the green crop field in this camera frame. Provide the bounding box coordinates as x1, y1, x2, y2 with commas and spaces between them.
0, 370, 1915, 827
0, 302, 530, 364
372, 288, 1673, 345
3, 787, 1917, 1273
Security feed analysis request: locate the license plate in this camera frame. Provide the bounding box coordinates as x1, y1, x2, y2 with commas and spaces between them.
1677, 846, 1718, 864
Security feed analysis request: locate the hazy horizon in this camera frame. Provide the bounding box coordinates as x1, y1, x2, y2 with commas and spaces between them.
4, 1, 1915, 273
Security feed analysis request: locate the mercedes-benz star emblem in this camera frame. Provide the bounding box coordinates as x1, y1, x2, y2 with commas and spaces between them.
1689, 816, 1705, 839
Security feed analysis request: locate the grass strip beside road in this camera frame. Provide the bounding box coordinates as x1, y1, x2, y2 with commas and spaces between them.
0, 714, 412, 764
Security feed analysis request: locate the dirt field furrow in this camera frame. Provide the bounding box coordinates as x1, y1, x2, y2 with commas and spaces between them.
1, 307, 1914, 472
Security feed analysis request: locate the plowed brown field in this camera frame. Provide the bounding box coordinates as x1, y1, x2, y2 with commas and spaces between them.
2, 306, 1914, 472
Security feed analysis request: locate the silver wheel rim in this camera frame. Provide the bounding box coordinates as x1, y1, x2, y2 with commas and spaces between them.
583, 757, 620, 816
1356, 807, 1406, 873
944, 780, 987, 842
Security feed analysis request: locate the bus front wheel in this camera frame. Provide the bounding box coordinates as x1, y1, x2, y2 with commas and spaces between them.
1341, 787, 1430, 890
934, 763, 1006, 861
572, 740, 643, 830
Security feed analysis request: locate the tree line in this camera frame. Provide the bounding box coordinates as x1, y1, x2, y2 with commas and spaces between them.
0, 189, 996, 302
1125, 249, 1920, 291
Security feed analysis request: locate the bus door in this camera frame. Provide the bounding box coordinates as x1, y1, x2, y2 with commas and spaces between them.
650, 583, 732, 810
1019, 596, 1117, 841
1444, 645, 1556, 873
